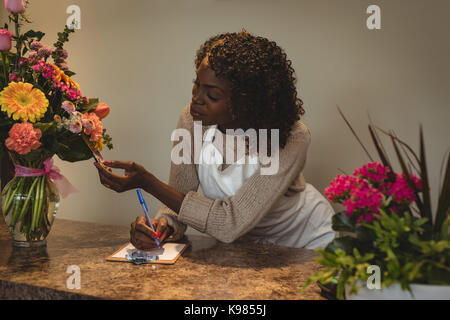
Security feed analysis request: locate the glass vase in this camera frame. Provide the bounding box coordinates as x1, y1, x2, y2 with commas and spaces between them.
1, 155, 60, 247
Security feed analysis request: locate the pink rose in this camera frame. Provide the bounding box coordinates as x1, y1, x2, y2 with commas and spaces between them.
93, 103, 110, 119
0, 29, 13, 51
5, 0, 25, 14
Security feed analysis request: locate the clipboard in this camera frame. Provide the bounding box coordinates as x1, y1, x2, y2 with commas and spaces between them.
106, 242, 189, 265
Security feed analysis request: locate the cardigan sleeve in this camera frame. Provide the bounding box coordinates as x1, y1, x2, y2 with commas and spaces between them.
177, 121, 311, 243
155, 104, 199, 241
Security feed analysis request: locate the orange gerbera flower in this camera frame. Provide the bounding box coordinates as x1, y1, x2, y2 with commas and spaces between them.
0, 82, 49, 122
51, 64, 80, 90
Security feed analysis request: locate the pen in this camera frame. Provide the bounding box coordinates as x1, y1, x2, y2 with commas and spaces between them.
136, 189, 161, 248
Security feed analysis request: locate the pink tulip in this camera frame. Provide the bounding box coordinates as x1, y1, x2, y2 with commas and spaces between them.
93, 103, 110, 119
5, 0, 25, 14
0, 29, 13, 51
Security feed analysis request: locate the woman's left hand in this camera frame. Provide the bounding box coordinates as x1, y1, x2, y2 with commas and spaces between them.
94, 160, 150, 193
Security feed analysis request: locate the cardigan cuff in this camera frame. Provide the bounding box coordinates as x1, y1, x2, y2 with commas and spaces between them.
178, 191, 213, 233
160, 214, 184, 241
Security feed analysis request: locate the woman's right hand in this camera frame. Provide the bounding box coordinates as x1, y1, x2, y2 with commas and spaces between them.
95, 160, 151, 193
130, 216, 172, 250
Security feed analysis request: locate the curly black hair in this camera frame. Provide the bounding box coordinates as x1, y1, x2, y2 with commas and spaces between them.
194, 29, 305, 149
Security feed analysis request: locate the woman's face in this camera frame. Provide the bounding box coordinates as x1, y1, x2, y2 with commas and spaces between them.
190, 57, 239, 130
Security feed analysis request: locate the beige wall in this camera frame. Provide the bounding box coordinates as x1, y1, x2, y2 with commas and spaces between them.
2, 0, 449, 235
0, 6, 5, 26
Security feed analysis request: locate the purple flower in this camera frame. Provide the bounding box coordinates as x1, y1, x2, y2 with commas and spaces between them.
61, 100, 76, 114
28, 51, 38, 59
59, 49, 68, 59
59, 63, 69, 71
30, 41, 43, 51
54, 57, 66, 64
69, 120, 82, 133
37, 45, 54, 58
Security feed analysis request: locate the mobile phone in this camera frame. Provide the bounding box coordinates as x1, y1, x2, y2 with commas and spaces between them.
82, 135, 108, 169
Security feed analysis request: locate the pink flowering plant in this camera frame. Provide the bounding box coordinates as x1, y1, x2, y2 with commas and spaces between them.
301, 108, 450, 299
0, 2, 113, 243
324, 163, 423, 224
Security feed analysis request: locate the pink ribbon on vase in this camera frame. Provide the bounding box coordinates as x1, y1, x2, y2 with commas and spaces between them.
13, 157, 79, 198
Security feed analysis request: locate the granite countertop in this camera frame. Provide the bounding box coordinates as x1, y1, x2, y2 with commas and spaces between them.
0, 218, 324, 300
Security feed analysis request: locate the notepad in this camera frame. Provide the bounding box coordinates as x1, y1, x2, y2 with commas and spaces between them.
106, 242, 189, 265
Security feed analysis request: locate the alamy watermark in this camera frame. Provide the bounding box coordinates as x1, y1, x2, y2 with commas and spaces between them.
66, 5, 81, 30
66, 265, 81, 289
367, 5, 381, 30
366, 265, 381, 290
170, 121, 280, 175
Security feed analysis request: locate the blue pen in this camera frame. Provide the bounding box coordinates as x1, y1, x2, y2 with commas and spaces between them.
136, 189, 161, 248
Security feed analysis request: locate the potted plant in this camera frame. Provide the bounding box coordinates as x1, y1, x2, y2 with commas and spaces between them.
301, 107, 450, 300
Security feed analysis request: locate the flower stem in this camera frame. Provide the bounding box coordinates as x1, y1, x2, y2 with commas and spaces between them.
1, 51, 8, 83
16, 177, 39, 229
10, 178, 25, 227
31, 177, 40, 231
2, 182, 15, 216
13, 13, 22, 68
37, 178, 46, 234
32, 176, 44, 232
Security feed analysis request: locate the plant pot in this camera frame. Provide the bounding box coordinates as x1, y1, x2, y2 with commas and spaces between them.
345, 282, 450, 300
1, 154, 60, 247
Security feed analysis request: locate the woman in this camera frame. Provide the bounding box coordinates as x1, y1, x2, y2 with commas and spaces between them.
95, 29, 336, 250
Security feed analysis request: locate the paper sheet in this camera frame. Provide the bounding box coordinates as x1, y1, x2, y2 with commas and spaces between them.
110, 242, 187, 261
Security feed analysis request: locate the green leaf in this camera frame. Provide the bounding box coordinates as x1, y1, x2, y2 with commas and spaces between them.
336, 270, 350, 300
33, 122, 55, 135
408, 261, 425, 281
413, 217, 429, 228
56, 136, 93, 162
336, 106, 374, 161
368, 125, 395, 178
441, 215, 450, 240
325, 236, 357, 255
332, 211, 356, 233
79, 98, 99, 113
22, 29, 45, 42
418, 125, 433, 227
64, 70, 76, 77
356, 225, 376, 242
435, 150, 450, 234
0, 118, 13, 127
377, 128, 429, 226
380, 213, 397, 231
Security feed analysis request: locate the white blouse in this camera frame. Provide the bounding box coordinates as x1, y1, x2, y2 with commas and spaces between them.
197, 125, 336, 249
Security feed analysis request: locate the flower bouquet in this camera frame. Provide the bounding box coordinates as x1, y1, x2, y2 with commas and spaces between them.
0, 0, 113, 246
301, 107, 449, 299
